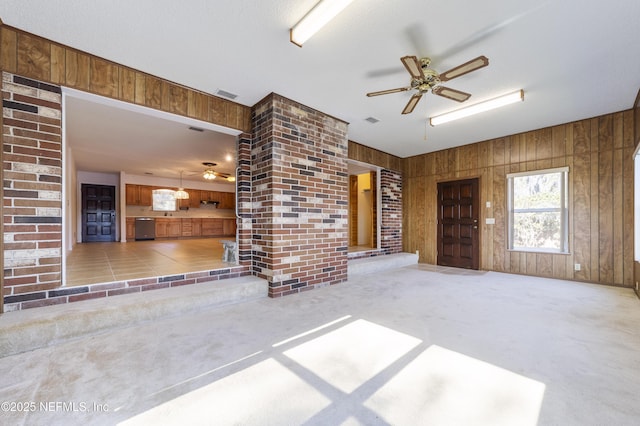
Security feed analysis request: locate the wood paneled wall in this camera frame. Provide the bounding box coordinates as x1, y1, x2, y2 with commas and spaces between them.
348, 140, 402, 172
0, 24, 251, 132
403, 110, 635, 287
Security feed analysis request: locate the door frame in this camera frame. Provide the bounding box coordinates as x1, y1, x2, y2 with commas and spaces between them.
436, 176, 481, 270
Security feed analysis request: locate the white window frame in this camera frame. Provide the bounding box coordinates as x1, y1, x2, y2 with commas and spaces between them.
507, 167, 569, 253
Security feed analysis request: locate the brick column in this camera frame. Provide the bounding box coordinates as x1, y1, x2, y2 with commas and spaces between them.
236, 133, 252, 266
380, 169, 402, 254
251, 94, 348, 297
2, 73, 63, 308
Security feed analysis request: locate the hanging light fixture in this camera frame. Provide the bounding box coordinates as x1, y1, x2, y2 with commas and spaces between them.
175, 171, 189, 200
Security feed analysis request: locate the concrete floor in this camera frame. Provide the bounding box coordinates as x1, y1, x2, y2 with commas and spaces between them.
1, 264, 639, 425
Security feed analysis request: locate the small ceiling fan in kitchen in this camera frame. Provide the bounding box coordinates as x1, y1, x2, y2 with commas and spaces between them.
366, 54, 489, 114
201, 162, 233, 181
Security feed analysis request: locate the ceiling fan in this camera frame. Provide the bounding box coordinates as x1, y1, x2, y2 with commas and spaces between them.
201, 162, 232, 180
366, 55, 489, 114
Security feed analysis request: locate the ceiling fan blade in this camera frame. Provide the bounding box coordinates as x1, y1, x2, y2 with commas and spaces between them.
366, 87, 410, 97
433, 86, 472, 102
438, 55, 489, 82
402, 93, 423, 114
401, 55, 425, 79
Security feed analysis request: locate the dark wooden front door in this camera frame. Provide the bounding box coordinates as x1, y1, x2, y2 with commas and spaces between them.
82, 184, 116, 242
437, 178, 479, 269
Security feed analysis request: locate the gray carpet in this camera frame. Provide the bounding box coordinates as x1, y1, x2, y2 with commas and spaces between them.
1, 264, 638, 425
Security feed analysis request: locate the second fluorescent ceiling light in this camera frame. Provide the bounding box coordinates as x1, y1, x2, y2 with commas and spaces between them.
429, 90, 524, 126
290, 0, 355, 46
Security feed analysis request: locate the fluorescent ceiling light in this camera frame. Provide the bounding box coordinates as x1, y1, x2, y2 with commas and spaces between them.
290, 0, 355, 46
429, 90, 524, 126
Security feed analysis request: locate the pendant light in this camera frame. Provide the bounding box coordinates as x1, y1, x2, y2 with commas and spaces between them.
175, 171, 189, 200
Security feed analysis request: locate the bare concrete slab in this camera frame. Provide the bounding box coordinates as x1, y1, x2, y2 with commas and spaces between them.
1, 265, 639, 425
0, 275, 268, 357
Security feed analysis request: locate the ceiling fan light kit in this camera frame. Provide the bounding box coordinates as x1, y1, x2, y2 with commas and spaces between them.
290, 0, 355, 46
429, 89, 524, 126
367, 54, 490, 114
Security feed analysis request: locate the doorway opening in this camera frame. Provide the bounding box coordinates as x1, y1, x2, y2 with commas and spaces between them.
348, 160, 380, 253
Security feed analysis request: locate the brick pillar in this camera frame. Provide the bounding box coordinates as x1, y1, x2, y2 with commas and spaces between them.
381, 169, 402, 254
236, 133, 252, 266
251, 94, 348, 297
2, 73, 63, 308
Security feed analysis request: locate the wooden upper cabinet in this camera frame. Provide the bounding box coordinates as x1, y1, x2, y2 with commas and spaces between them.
126, 184, 153, 206
199, 190, 235, 209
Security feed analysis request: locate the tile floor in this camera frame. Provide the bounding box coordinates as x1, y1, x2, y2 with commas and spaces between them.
66, 240, 374, 287
65, 238, 230, 286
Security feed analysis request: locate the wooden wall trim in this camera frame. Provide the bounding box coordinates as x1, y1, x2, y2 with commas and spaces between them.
348, 140, 402, 171
0, 23, 251, 133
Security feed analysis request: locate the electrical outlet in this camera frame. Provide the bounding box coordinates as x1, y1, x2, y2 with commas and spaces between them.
574, 263, 581, 271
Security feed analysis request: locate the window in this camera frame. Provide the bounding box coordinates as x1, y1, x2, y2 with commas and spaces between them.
507, 167, 569, 253
152, 189, 177, 211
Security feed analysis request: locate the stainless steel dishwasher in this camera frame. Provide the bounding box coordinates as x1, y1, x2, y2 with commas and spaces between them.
134, 217, 156, 240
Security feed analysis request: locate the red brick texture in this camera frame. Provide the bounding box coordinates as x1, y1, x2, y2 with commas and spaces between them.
2, 72, 63, 303
251, 94, 349, 297
380, 169, 403, 254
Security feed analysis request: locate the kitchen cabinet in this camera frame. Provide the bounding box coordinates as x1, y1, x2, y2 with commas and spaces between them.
126, 218, 135, 240
219, 192, 235, 210
180, 189, 201, 209
200, 190, 235, 210
223, 218, 237, 236
155, 218, 169, 238
168, 220, 182, 237
126, 184, 152, 206
181, 218, 193, 237
191, 218, 202, 237
201, 218, 224, 237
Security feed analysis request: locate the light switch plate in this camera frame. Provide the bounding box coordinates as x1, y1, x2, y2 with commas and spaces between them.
486, 218, 495, 224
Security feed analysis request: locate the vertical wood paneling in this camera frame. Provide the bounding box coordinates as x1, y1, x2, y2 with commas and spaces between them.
589, 150, 599, 281
145, 75, 162, 109
2, 23, 252, 133
402, 109, 634, 288
134, 72, 146, 105
90, 57, 118, 98
118, 67, 136, 102
493, 165, 506, 272
1, 27, 18, 73
50, 44, 65, 84
612, 146, 624, 284
188, 91, 209, 121
65, 50, 90, 90
17, 32, 50, 81
573, 153, 591, 281
623, 147, 635, 286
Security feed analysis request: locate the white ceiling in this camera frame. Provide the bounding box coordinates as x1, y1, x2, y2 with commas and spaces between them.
2, 0, 640, 169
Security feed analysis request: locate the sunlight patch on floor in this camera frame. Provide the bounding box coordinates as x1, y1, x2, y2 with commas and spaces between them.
118, 320, 544, 425
119, 358, 331, 426
283, 319, 422, 394
364, 345, 546, 426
